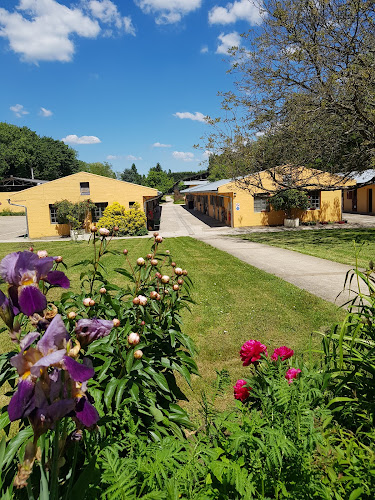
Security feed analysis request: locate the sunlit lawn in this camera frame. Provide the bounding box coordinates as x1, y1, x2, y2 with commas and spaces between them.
235, 228, 375, 269
0, 236, 344, 414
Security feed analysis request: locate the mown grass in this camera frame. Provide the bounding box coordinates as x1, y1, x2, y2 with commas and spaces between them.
0, 237, 344, 413
235, 228, 375, 269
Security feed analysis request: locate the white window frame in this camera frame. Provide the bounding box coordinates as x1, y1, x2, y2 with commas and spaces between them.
254, 195, 269, 213
309, 191, 320, 210
49, 205, 57, 224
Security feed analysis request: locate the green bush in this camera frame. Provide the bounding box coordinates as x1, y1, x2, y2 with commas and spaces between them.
0, 209, 25, 216
270, 189, 310, 218
97, 201, 147, 235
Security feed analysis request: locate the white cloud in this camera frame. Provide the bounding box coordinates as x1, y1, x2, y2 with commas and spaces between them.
86, 0, 135, 35
172, 151, 195, 162
209, 0, 263, 25
216, 31, 241, 54
10, 104, 29, 117
153, 142, 171, 148
200, 45, 208, 54
173, 111, 207, 123
106, 154, 120, 160
40, 107, 53, 117
126, 155, 142, 161
0, 0, 135, 63
61, 134, 101, 144
135, 0, 201, 24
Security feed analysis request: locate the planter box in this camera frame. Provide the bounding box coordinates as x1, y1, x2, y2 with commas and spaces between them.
70, 229, 87, 241
284, 218, 299, 228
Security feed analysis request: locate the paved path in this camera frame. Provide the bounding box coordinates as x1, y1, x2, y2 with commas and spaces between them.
160, 200, 361, 306
0, 216, 27, 241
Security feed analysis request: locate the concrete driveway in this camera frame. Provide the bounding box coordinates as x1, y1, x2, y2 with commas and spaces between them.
0, 216, 28, 241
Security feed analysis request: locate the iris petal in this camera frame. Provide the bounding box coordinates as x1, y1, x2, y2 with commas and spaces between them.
20, 331, 40, 351
30, 349, 66, 377
8, 379, 35, 421
64, 356, 95, 382
75, 397, 99, 427
37, 315, 69, 356
18, 286, 47, 317
45, 271, 70, 289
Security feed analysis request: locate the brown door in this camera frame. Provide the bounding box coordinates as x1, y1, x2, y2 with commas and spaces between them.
352, 190, 357, 212
369, 189, 373, 213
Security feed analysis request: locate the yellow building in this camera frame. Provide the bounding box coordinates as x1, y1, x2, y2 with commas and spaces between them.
2, 172, 159, 238
342, 170, 375, 214
183, 167, 352, 228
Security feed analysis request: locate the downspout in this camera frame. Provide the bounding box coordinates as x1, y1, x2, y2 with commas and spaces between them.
7, 199, 29, 237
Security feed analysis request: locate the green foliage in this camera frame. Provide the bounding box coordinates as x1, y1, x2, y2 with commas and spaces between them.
0, 209, 25, 216
120, 163, 144, 185
97, 202, 147, 236
54, 199, 95, 229
0, 122, 80, 183
270, 189, 309, 218
79, 161, 117, 178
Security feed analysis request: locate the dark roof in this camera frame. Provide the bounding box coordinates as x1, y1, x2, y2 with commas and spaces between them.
0, 176, 49, 188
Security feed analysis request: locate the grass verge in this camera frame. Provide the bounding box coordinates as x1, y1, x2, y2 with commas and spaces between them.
0, 236, 344, 413
234, 228, 375, 269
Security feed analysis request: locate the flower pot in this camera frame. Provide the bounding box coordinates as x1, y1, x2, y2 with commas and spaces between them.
70, 229, 86, 241
284, 218, 299, 228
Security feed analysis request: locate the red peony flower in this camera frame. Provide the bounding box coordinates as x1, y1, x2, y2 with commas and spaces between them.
240, 340, 268, 366
271, 346, 294, 361
233, 379, 251, 401
285, 368, 301, 384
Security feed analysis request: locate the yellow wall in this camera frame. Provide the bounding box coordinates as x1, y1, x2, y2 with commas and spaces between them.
0, 193, 26, 213
343, 185, 375, 214
7, 172, 158, 238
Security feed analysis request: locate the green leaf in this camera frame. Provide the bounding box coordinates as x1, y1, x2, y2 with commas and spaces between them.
115, 378, 128, 408
144, 367, 169, 392
104, 378, 119, 410
349, 488, 364, 500
149, 405, 164, 423
4, 428, 33, 468
70, 457, 98, 500
125, 349, 134, 374
39, 463, 49, 500
129, 383, 139, 400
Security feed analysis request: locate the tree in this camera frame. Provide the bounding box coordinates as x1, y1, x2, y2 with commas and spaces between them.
269, 189, 310, 219
120, 163, 144, 184
0, 122, 80, 181
79, 161, 116, 178
207, 0, 375, 190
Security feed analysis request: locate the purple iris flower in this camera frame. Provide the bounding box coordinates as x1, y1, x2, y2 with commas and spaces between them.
0, 251, 70, 317
0, 290, 14, 329
8, 315, 99, 433
75, 318, 113, 346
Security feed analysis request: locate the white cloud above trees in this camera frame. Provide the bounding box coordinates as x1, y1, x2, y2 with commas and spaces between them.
0, 0, 134, 63
61, 134, 101, 144
173, 111, 206, 123
216, 32, 241, 54
135, 0, 201, 24
153, 142, 171, 148
172, 151, 195, 161
10, 104, 29, 117
209, 0, 263, 25
40, 107, 53, 117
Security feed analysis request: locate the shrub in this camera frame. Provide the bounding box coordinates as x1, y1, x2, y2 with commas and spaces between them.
270, 189, 310, 218
97, 201, 147, 235
54, 199, 95, 229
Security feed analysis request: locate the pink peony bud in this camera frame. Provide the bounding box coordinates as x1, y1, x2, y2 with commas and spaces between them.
166, 250, 170, 254
151, 259, 158, 266
90, 225, 97, 233
54, 256, 63, 263
147, 253, 153, 260
37, 250, 48, 259
155, 272, 162, 279
138, 295, 147, 306
234, 379, 251, 402
178, 278, 184, 285
123, 249, 128, 255
182, 270, 188, 276
173, 284, 179, 291
137, 257, 145, 266
83, 298, 92, 307
285, 368, 301, 384
171, 262, 176, 267
29, 247, 34, 252
99, 228, 110, 237
150, 291, 158, 299
174, 267, 183, 276
128, 332, 140, 345
155, 235, 163, 243
132, 297, 140, 305
161, 275, 170, 284
99, 287, 107, 294
113, 225, 119, 232
134, 349, 143, 359
67, 311, 76, 320
89, 299, 95, 307
153, 232, 159, 237
113, 318, 120, 327
140, 320, 145, 326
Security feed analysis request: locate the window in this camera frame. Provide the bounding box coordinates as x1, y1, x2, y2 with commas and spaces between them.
129, 201, 135, 207
49, 205, 57, 224
254, 195, 269, 212
92, 202, 108, 222
309, 191, 320, 210
80, 182, 90, 195
347, 191, 353, 200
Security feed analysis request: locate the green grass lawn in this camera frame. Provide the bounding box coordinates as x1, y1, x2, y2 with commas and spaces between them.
0, 237, 344, 413
235, 228, 375, 269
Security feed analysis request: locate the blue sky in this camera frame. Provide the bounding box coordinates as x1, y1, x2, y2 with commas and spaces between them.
0, 0, 263, 176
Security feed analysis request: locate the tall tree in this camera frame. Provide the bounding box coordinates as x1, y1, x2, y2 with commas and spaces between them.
0, 122, 80, 181
207, 0, 375, 189
120, 163, 144, 184
80, 161, 116, 178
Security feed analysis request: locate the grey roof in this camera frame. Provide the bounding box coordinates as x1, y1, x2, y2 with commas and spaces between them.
351, 170, 375, 185
181, 178, 232, 193
182, 180, 210, 186
0, 176, 48, 187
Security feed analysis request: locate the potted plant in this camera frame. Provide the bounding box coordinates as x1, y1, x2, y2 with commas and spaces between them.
54, 199, 95, 240
269, 189, 310, 227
